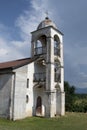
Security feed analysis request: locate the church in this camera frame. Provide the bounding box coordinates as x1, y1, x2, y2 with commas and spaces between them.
0, 17, 65, 120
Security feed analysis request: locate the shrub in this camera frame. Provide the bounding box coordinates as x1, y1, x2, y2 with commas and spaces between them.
64, 81, 87, 112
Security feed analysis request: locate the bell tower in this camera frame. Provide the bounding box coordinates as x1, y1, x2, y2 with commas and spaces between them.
31, 17, 65, 117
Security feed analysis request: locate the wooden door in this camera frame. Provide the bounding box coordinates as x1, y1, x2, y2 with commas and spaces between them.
36, 96, 42, 114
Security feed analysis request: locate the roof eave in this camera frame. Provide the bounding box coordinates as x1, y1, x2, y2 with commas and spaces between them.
31, 26, 64, 35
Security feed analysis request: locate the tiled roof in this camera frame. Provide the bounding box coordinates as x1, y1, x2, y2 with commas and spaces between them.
0, 56, 38, 70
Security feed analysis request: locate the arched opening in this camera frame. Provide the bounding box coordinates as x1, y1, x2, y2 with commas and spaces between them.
34, 35, 46, 83
34, 35, 46, 55
36, 96, 42, 115
54, 35, 60, 57
37, 40, 42, 48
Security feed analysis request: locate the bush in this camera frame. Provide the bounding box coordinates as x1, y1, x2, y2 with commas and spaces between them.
64, 81, 87, 113
72, 99, 87, 113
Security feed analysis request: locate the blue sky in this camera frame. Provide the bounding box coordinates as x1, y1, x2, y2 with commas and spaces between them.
0, 0, 87, 90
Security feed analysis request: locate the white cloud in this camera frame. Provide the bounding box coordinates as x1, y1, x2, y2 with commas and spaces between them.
0, 37, 25, 62
81, 82, 87, 88
65, 40, 87, 66
15, 0, 48, 37
79, 72, 87, 78
11, 40, 27, 48
0, 37, 9, 57
0, 48, 8, 56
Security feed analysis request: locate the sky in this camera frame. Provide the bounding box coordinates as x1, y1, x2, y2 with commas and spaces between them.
0, 0, 87, 90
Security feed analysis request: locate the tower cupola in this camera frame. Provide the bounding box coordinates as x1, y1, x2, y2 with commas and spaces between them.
37, 17, 57, 30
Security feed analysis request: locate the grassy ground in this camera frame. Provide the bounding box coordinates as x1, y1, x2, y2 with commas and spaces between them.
0, 113, 87, 130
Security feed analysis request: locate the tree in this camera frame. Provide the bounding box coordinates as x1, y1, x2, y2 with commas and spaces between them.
64, 81, 75, 111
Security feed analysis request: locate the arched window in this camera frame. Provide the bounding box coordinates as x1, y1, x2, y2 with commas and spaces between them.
36, 96, 42, 114
26, 95, 29, 103
27, 78, 29, 88
54, 35, 60, 56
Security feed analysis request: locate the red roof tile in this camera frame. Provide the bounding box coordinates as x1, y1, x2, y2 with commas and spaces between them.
0, 56, 38, 70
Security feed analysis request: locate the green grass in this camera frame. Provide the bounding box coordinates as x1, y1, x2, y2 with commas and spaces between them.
0, 113, 87, 130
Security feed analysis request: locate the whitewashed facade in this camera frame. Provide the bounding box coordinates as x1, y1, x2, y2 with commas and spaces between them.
0, 17, 65, 120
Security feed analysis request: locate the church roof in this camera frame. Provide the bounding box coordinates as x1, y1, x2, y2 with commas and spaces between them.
0, 56, 38, 70
37, 17, 57, 30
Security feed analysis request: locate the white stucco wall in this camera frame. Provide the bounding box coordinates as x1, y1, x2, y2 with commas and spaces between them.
0, 73, 12, 118
26, 62, 34, 116
13, 65, 28, 120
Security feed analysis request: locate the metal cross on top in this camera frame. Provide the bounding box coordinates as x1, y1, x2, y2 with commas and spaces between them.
45, 11, 49, 18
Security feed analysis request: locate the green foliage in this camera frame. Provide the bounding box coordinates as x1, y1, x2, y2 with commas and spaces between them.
72, 94, 87, 112
64, 81, 87, 113
64, 81, 75, 111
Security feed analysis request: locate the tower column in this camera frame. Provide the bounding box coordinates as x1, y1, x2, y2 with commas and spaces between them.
45, 36, 56, 117
46, 36, 54, 91
31, 41, 34, 57
60, 43, 64, 92
60, 92, 65, 115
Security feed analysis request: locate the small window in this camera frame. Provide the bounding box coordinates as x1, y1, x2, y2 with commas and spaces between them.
26, 95, 29, 103
27, 79, 29, 88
